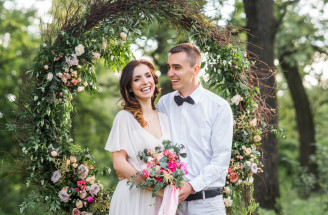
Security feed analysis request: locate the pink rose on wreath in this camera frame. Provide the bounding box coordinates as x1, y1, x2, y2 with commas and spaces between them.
72, 208, 81, 215
86, 196, 94, 203
77, 164, 89, 179
79, 190, 87, 199
66, 54, 79, 67
229, 172, 239, 183
90, 184, 100, 197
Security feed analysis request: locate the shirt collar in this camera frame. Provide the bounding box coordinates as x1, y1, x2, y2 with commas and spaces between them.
174, 82, 203, 105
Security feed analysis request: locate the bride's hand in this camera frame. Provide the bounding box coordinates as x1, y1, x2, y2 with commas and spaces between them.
158, 188, 164, 198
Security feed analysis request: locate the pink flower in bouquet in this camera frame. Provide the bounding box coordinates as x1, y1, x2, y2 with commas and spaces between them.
72, 208, 81, 215
229, 172, 239, 183
75, 188, 79, 192
167, 162, 177, 172
142, 169, 150, 178
86, 196, 94, 203
77, 180, 85, 187
81, 185, 86, 191
156, 177, 162, 182
180, 162, 188, 174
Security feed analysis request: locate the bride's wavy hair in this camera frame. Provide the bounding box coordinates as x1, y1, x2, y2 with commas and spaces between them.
119, 59, 160, 127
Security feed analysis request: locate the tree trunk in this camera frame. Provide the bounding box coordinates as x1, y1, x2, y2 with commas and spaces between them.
279, 55, 318, 189
243, 0, 280, 211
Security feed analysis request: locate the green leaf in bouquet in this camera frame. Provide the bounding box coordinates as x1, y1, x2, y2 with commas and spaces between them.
179, 153, 187, 158
160, 157, 168, 169
155, 146, 162, 151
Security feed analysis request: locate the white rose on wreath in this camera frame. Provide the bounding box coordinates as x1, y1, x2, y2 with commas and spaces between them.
75, 44, 85, 56
65, 54, 79, 67
231, 94, 243, 105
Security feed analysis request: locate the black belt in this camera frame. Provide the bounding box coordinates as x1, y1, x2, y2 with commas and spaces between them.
185, 188, 223, 201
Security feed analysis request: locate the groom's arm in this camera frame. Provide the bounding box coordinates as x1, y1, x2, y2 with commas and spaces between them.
188, 102, 233, 192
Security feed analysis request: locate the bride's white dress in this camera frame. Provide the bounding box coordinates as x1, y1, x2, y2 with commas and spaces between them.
105, 110, 171, 215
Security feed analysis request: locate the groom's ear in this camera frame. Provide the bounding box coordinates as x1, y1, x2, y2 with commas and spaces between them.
193, 65, 200, 76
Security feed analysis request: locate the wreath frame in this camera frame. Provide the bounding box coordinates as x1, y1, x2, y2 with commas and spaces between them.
10, 0, 273, 214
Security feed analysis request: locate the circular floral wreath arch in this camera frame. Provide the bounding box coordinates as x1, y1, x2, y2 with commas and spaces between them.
16, 0, 269, 214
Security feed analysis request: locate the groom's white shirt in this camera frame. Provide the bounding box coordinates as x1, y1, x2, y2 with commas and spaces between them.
157, 83, 233, 192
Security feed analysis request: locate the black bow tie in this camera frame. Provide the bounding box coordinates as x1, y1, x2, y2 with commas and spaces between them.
174, 95, 195, 106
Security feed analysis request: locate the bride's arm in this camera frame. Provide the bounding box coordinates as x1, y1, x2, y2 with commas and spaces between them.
112, 150, 164, 197
112, 150, 143, 182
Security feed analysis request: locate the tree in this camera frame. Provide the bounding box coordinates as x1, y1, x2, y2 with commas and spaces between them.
242, 0, 280, 211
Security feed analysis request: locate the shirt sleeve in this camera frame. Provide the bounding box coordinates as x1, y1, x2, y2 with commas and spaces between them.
189, 102, 233, 192
104, 111, 135, 157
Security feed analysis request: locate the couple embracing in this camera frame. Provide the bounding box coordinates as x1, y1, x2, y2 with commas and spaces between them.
105, 43, 233, 215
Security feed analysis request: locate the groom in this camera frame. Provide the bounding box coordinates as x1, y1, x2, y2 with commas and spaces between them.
157, 43, 233, 215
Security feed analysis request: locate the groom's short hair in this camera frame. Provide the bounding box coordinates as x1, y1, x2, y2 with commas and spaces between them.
169, 43, 201, 67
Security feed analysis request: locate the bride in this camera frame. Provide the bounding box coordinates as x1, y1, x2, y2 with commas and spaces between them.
105, 59, 171, 215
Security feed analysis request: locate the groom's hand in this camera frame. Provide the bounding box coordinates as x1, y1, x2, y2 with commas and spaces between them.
178, 181, 195, 204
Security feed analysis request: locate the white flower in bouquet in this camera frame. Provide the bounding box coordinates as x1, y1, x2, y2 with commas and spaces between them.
77, 164, 89, 179
44, 65, 49, 70
251, 163, 258, 174
245, 161, 251, 166
92, 52, 101, 60
120, 32, 127, 40
224, 197, 233, 207
90, 184, 100, 197
75, 44, 85, 56
231, 94, 243, 105
51, 170, 61, 183
77, 86, 85, 92
224, 187, 231, 194
47, 73, 53, 81
66, 54, 79, 67
50, 151, 57, 157
58, 190, 70, 202
76, 200, 83, 209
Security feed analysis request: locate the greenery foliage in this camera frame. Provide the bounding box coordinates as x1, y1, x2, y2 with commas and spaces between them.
5, 0, 271, 214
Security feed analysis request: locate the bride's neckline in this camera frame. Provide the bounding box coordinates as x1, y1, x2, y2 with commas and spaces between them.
126, 110, 163, 140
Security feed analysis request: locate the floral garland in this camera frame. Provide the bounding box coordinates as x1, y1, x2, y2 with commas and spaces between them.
12, 1, 272, 214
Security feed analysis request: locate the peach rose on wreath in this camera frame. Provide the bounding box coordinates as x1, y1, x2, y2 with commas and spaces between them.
243, 148, 252, 156
229, 172, 239, 183
254, 135, 261, 142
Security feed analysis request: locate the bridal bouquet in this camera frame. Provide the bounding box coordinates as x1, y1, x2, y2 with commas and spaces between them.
128, 140, 188, 197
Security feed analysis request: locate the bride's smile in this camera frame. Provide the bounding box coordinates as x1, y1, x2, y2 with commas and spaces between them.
131, 64, 155, 101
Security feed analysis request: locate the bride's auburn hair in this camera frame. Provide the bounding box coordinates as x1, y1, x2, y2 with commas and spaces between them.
119, 59, 160, 127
